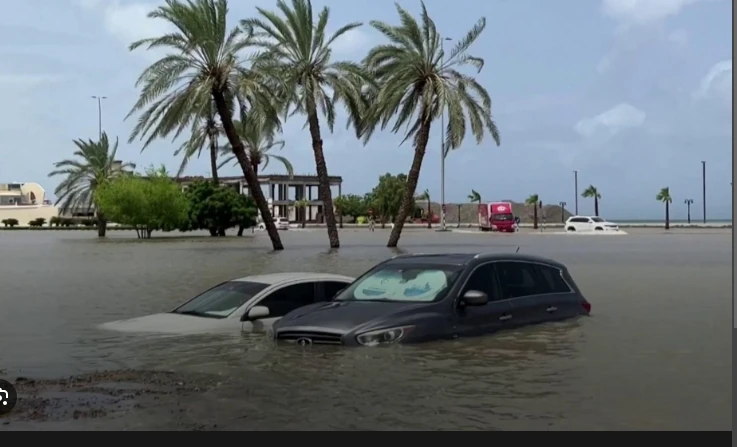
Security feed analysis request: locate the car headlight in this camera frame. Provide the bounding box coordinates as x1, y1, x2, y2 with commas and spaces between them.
356, 326, 414, 347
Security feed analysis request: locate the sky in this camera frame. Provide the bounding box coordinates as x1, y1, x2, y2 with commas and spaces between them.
0, 0, 732, 220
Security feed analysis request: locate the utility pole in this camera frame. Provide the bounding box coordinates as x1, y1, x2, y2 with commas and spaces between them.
701, 161, 706, 223
559, 201, 567, 223
573, 170, 579, 215
438, 36, 453, 232
91, 95, 107, 140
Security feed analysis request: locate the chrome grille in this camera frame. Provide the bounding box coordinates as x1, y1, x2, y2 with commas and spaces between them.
276, 331, 343, 345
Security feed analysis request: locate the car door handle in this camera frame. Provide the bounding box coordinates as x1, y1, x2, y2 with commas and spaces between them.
499, 315, 512, 321
546, 306, 557, 312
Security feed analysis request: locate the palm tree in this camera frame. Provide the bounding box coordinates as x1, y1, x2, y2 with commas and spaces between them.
657, 187, 673, 230
48, 133, 135, 237
525, 194, 539, 230
362, 3, 500, 248
581, 185, 601, 216
125, 0, 284, 250
684, 198, 693, 224
173, 102, 222, 183
295, 198, 309, 228
218, 112, 294, 177
417, 189, 432, 229
467, 189, 481, 203
242, 0, 372, 249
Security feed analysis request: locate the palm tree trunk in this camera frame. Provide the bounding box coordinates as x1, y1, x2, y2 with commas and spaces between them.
387, 116, 432, 248
533, 207, 538, 230
302, 208, 306, 229
427, 202, 432, 229
665, 202, 670, 230
594, 197, 599, 217
209, 137, 219, 185
211, 89, 283, 250
97, 211, 107, 237
306, 102, 339, 248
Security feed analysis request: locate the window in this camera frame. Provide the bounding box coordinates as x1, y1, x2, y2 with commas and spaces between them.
173, 281, 269, 319
591, 217, 605, 222
495, 262, 543, 299
570, 217, 588, 223
258, 282, 316, 318
535, 265, 572, 294
461, 263, 502, 301
335, 264, 462, 303
322, 281, 349, 301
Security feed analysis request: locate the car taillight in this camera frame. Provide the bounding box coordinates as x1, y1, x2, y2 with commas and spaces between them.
581, 300, 591, 313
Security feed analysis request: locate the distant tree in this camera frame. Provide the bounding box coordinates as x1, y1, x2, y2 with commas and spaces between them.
334, 194, 366, 225
49, 133, 135, 237
416, 189, 432, 229
95, 166, 188, 239
467, 189, 482, 203
370, 173, 413, 228
582, 185, 601, 217
525, 194, 540, 229
295, 199, 309, 229
219, 111, 293, 177
656, 187, 673, 230
183, 181, 258, 236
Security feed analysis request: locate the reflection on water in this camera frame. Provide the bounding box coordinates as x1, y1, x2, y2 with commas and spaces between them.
0, 229, 731, 430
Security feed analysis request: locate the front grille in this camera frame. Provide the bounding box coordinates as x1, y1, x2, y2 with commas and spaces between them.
276, 331, 343, 345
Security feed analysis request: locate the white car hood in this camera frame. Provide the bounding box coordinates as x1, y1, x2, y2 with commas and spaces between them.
99, 313, 237, 335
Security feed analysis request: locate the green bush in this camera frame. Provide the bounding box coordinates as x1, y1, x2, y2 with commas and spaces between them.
28, 219, 44, 227
1, 218, 19, 227
49, 216, 62, 227
80, 218, 97, 227
356, 216, 368, 224
61, 218, 75, 227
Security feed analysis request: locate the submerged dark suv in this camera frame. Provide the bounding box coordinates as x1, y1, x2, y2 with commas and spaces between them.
269, 253, 591, 347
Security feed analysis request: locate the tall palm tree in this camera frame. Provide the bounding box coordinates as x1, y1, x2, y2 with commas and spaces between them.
525, 194, 539, 230
49, 133, 135, 237
467, 189, 481, 203
417, 189, 432, 229
657, 187, 673, 230
242, 0, 372, 249
218, 112, 294, 177
581, 185, 601, 216
173, 101, 222, 183
362, 3, 500, 248
125, 0, 284, 250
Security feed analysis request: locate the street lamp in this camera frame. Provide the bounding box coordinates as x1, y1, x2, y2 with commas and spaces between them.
559, 201, 567, 223
701, 161, 706, 223
91, 95, 107, 140
438, 36, 453, 232
684, 199, 694, 224
573, 170, 579, 215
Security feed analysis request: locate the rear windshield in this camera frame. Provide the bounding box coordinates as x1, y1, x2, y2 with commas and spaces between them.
173, 281, 269, 319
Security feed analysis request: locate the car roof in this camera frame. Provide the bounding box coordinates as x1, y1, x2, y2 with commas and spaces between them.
385, 252, 567, 269
232, 272, 354, 285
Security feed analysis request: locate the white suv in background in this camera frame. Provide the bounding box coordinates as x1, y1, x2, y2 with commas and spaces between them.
565, 216, 620, 232
258, 217, 290, 231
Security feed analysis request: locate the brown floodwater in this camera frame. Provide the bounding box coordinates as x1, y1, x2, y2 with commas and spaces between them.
0, 228, 731, 430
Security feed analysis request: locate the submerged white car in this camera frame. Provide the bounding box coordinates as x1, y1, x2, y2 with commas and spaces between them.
565, 215, 620, 232
257, 217, 290, 231
99, 272, 354, 335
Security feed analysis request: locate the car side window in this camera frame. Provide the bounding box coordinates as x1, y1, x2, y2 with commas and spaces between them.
257, 282, 316, 318
321, 281, 348, 301
495, 262, 543, 299
460, 263, 502, 302
535, 265, 572, 294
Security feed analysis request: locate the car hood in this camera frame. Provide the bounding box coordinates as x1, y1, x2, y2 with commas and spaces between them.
276, 300, 428, 333
98, 313, 234, 335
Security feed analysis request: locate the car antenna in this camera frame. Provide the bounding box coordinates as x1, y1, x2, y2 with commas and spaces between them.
515, 246, 520, 253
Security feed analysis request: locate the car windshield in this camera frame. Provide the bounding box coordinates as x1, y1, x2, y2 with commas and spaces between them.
334, 264, 462, 303
173, 281, 269, 319
591, 217, 605, 222
493, 213, 514, 221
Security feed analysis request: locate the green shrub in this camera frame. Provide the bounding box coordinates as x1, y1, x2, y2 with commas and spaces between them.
60, 218, 75, 227
49, 216, 62, 227
356, 216, 368, 224
80, 218, 97, 227
33, 217, 46, 226
1, 218, 19, 227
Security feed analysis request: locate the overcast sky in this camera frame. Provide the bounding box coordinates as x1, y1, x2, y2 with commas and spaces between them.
0, 0, 732, 219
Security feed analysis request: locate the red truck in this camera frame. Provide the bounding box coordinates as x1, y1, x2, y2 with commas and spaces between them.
478, 202, 515, 232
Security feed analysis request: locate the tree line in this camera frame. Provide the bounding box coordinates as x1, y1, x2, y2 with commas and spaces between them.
49, 0, 500, 250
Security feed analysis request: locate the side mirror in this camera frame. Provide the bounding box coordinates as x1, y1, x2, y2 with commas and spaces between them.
461, 290, 488, 306
243, 305, 270, 321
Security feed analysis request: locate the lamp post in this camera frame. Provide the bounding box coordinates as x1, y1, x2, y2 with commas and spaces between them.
559, 201, 567, 223
438, 36, 453, 232
91, 95, 107, 140
573, 170, 579, 215
701, 161, 706, 223
684, 199, 693, 224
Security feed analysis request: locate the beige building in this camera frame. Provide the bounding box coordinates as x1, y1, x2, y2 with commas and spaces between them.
0, 182, 59, 225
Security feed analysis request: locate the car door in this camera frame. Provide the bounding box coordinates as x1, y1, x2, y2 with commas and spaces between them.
534, 264, 578, 320
452, 263, 514, 338
495, 261, 552, 327
241, 281, 318, 331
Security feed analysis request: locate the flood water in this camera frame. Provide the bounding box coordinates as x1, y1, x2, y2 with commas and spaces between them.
0, 229, 731, 430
